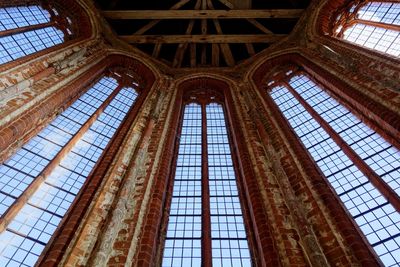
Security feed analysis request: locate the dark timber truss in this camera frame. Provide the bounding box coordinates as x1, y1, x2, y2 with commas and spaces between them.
97, 0, 308, 68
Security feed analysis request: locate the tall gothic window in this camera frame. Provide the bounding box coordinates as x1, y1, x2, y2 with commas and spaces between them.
0, 4, 73, 64
0, 71, 140, 266
161, 97, 252, 267
332, 1, 400, 57
267, 69, 400, 266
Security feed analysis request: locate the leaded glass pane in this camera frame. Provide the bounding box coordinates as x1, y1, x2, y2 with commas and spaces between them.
0, 27, 65, 64
270, 75, 400, 266
0, 81, 139, 267
206, 103, 251, 267
162, 104, 202, 267
341, 2, 400, 57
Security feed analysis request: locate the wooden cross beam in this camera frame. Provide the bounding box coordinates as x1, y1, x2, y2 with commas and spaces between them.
135, 0, 192, 34
120, 34, 286, 43
103, 9, 304, 19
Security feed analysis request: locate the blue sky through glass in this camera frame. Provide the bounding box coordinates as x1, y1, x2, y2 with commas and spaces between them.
206, 103, 251, 267
0, 5, 68, 65
0, 78, 138, 267
162, 102, 251, 267
270, 74, 400, 267
342, 2, 400, 57
163, 103, 202, 267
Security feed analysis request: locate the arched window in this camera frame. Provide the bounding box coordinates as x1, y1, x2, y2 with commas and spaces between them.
161, 94, 252, 267
267, 68, 400, 266
332, 1, 400, 57
0, 70, 140, 266
0, 3, 74, 65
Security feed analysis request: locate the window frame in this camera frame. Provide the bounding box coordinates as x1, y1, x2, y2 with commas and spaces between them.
134, 78, 278, 267
317, 0, 400, 64
0, 74, 128, 225
267, 66, 400, 150
332, 1, 400, 37
0, 0, 92, 72
0, 55, 157, 266
332, 1, 400, 57
255, 54, 400, 150
253, 53, 400, 265
165, 92, 254, 266
159, 92, 254, 266
266, 66, 400, 201
266, 68, 400, 266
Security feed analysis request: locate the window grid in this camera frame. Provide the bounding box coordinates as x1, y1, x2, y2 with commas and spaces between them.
0, 77, 118, 217
358, 2, 400, 26
163, 104, 202, 267
343, 24, 400, 57
335, 2, 400, 58
206, 103, 251, 267
0, 6, 50, 31
0, 27, 65, 64
162, 102, 252, 267
0, 5, 73, 65
289, 75, 400, 199
269, 74, 400, 267
0, 79, 138, 267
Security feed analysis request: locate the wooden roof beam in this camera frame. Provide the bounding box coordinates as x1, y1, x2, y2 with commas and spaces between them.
120, 34, 286, 43
134, 0, 192, 35
201, 0, 207, 65
217, 0, 234, 9
152, 43, 162, 57
190, 43, 196, 67
103, 9, 304, 19
229, 0, 251, 9
207, 0, 234, 67
212, 44, 220, 67
247, 18, 273, 34
173, 0, 201, 68
245, 43, 255, 56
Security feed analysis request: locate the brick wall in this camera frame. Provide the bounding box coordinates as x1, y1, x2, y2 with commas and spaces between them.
0, 0, 399, 266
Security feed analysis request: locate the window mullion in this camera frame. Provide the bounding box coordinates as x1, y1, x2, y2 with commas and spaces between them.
201, 103, 212, 267
0, 83, 124, 233
282, 81, 400, 213
355, 18, 400, 32
0, 21, 56, 37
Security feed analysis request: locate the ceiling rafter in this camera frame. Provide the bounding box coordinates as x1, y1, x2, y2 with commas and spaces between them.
245, 43, 255, 56
207, 0, 234, 66
103, 9, 304, 19
216, 0, 274, 34
247, 19, 273, 34
217, 0, 234, 9
98, 0, 307, 68
145, 0, 193, 60
212, 44, 220, 66
120, 34, 286, 43
152, 43, 162, 58
190, 43, 196, 67
200, 0, 208, 65
173, 0, 202, 67
135, 0, 192, 35
211, 0, 273, 61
